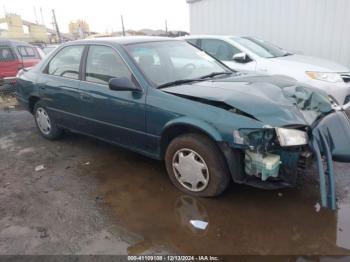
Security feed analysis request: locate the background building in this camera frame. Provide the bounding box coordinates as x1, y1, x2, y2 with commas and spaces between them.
0, 14, 49, 43
69, 20, 90, 39
0, 13, 73, 43
187, 0, 350, 68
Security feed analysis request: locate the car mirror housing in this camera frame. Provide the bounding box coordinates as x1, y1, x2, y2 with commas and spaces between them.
109, 77, 140, 92
233, 52, 248, 63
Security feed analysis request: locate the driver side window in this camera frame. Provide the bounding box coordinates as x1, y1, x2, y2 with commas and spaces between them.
201, 39, 240, 61
85, 45, 132, 85
47, 45, 84, 80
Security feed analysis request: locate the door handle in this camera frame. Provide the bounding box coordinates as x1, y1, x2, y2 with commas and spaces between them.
80, 93, 93, 102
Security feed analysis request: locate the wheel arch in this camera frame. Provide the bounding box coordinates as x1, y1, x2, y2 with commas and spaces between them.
28, 96, 41, 114
159, 117, 222, 159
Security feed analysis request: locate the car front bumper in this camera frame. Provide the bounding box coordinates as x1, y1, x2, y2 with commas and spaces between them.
221, 110, 350, 210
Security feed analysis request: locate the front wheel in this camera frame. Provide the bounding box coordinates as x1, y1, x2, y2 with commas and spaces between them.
34, 101, 63, 140
165, 133, 230, 197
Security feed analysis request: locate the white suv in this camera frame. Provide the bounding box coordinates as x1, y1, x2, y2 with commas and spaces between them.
181, 35, 350, 105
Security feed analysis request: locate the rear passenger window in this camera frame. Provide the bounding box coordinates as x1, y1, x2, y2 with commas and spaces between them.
18, 46, 38, 58
17, 46, 27, 57
0, 46, 15, 61
25, 47, 36, 57
47, 45, 84, 80
85, 45, 132, 85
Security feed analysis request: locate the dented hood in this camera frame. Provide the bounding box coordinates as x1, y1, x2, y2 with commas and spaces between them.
163, 75, 333, 127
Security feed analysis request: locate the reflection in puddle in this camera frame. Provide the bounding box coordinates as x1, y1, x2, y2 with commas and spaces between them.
73, 134, 350, 255
175, 196, 209, 235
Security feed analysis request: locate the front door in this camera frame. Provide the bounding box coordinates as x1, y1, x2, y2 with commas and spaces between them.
200, 39, 257, 73
78, 45, 147, 152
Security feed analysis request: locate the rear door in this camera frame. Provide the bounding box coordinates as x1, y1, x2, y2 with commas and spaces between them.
78, 44, 147, 151
37, 45, 85, 129
0, 45, 19, 78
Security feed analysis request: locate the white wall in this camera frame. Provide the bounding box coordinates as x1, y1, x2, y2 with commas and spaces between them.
189, 0, 350, 68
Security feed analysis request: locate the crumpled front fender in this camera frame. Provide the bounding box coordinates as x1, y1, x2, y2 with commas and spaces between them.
312, 111, 350, 162
310, 110, 350, 209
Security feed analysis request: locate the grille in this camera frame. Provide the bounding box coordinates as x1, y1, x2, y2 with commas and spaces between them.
341, 73, 350, 83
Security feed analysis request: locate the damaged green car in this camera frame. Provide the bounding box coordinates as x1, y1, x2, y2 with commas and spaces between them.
16, 37, 350, 209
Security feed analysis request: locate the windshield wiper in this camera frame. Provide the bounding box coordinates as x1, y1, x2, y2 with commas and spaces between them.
157, 72, 233, 89
199, 72, 233, 79
157, 78, 203, 89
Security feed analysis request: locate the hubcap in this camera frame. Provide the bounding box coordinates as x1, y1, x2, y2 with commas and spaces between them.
172, 148, 209, 192
36, 107, 51, 135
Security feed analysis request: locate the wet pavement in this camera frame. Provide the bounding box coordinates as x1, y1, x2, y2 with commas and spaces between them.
0, 104, 350, 255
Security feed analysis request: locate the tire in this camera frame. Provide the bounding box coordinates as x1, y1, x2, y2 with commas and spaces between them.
33, 101, 63, 140
165, 133, 230, 197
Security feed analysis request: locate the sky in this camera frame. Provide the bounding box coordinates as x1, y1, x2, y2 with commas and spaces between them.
0, 0, 190, 33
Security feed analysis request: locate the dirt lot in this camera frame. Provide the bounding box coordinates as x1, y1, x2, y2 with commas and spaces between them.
0, 97, 350, 256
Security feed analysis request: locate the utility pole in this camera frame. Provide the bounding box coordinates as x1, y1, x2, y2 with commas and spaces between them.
121, 15, 125, 36
52, 9, 61, 43
33, 6, 38, 24
40, 7, 44, 25
165, 19, 168, 36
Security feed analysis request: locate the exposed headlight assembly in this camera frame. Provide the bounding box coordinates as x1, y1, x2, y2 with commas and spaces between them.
275, 128, 308, 147
233, 128, 275, 150
306, 71, 343, 83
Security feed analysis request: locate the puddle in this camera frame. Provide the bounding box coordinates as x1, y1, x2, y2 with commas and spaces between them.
78, 147, 350, 256
336, 203, 350, 250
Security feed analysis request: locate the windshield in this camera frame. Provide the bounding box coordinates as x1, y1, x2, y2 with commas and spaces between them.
233, 37, 290, 58
125, 41, 230, 86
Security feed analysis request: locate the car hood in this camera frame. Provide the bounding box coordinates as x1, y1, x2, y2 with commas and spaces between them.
163, 75, 333, 127
272, 54, 349, 72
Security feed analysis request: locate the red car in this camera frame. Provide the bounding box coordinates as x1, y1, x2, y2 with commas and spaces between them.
0, 40, 43, 86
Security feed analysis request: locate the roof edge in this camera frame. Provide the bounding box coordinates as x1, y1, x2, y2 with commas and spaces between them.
186, 0, 203, 3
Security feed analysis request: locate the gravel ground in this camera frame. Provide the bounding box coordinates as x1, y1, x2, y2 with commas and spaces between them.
0, 99, 350, 256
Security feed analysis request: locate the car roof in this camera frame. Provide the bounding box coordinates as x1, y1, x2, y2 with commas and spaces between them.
65, 36, 179, 46
179, 35, 239, 40
0, 39, 35, 47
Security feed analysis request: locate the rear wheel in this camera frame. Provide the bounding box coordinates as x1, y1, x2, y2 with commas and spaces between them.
165, 133, 230, 197
34, 101, 63, 140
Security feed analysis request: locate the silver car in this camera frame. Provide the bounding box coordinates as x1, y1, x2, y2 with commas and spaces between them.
182, 35, 350, 105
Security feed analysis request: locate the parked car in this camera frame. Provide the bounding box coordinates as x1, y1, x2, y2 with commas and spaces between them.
35, 46, 46, 59
16, 37, 350, 209
0, 40, 42, 86
181, 35, 350, 105
42, 44, 60, 55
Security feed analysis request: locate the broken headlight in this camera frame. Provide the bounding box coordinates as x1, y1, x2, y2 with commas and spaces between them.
233, 127, 308, 149
275, 128, 308, 147
233, 128, 275, 151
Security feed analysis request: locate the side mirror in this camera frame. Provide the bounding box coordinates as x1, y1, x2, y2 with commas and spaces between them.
108, 77, 140, 92
343, 102, 350, 111
233, 52, 248, 63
